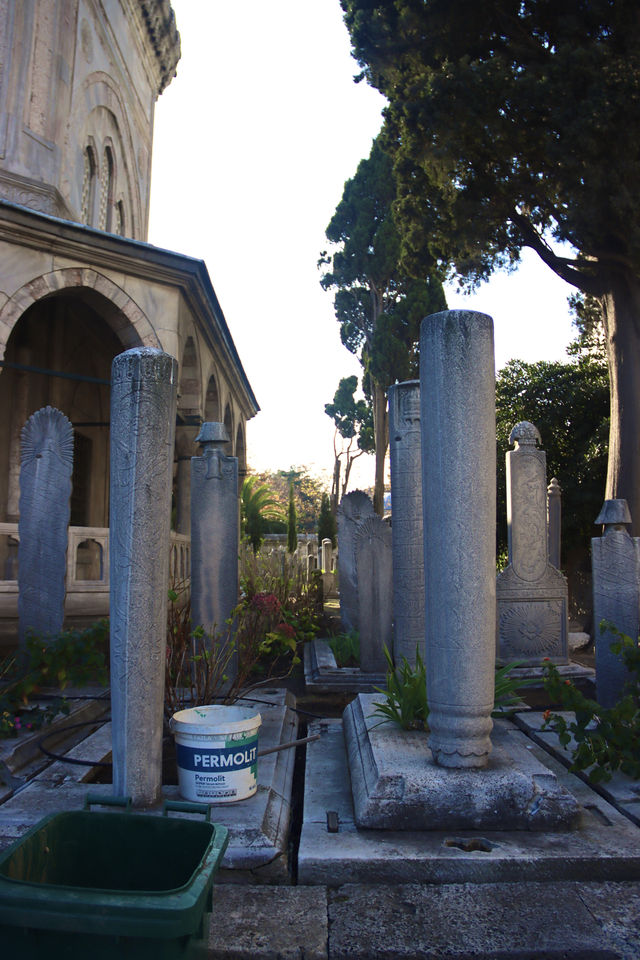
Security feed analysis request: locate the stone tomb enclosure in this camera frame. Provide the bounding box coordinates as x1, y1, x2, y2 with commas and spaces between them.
343, 694, 579, 832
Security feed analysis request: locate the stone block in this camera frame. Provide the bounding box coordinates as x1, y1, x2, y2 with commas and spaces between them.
207, 886, 328, 960
328, 882, 621, 960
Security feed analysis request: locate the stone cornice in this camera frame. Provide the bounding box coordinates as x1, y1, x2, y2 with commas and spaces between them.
132, 0, 181, 96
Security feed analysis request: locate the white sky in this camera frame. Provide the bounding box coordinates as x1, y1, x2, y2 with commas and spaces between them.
148, 0, 577, 491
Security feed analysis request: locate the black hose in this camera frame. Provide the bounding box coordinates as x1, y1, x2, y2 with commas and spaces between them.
37, 719, 113, 768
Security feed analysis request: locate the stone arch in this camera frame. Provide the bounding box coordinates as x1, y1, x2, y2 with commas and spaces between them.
204, 372, 220, 422
223, 402, 233, 452
178, 335, 202, 420
235, 422, 246, 476
0, 268, 158, 362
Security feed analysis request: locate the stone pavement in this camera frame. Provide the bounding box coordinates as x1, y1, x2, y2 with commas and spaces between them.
204, 880, 640, 959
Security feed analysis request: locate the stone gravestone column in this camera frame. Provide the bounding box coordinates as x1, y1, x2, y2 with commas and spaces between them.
496, 423, 569, 665
389, 380, 424, 667
343, 309, 580, 829
336, 490, 375, 633
421, 310, 496, 769
547, 477, 562, 569
190, 422, 239, 680
18, 406, 73, 651
592, 499, 640, 708
321, 538, 333, 572
110, 347, 177, 807
355, 515, 393, 673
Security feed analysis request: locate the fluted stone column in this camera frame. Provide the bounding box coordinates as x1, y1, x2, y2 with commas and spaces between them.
420, 310, 496, 769
389, 380, 424, 667
110, 347, 177, 807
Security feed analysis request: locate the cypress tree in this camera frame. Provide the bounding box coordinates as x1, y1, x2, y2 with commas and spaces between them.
287, 482, 297, 554
317, 492, 337, 548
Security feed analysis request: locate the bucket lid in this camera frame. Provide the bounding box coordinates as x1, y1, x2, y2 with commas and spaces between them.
171, 704, 262, 735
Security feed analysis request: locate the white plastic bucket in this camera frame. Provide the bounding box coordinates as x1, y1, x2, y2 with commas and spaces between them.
170, 704, 261, 803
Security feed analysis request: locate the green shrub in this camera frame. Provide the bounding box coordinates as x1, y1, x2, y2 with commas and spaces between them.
372, 649, 534, 732
542, 621, 640, 783
328, 630, 360, 667
0, 620, 109, 738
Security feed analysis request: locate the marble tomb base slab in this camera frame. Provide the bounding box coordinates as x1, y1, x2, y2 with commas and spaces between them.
344, 694, 580, 831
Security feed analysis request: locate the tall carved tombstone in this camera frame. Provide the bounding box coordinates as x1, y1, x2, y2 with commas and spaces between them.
389, 380, 424, 667
110, 348, 177, 807
343, 309, 580, 830
191, 422, 239, 678
421, 310, 496, 769
592, 499, 640, 708
337, 490, 375, 633
355, 515, 393, 673
496, 422, 569, 665
18, 406, 73, 650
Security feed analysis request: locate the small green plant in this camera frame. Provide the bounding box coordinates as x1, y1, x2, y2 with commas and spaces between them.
328, 630, 360, 667
372, 647, 429, 731
0, 620, 109, 738
542, 621, 640, 784
493, 660, 538, 714
372, 650, 534, 732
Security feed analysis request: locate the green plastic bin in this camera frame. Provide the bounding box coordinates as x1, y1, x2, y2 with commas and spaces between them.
0, 796, 228, 959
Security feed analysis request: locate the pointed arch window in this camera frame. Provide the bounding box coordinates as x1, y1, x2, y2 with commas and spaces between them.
115, 200, 125, 236
100, 146, 115, 232
81, 146, 98, 226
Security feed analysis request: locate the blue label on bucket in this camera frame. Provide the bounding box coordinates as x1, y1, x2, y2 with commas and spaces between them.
176, 742, 258, 773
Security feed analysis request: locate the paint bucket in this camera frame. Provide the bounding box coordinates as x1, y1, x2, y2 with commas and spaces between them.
170, 704, 261, 803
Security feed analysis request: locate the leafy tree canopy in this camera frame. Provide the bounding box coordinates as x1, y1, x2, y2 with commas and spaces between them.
252, 467, 328, 536
342, 0, 640, 287
341, 0, 640, 530
325, 374, 374, 511
496, 355, 610, 564
241, 476, 286, 554
325, 374, 374, 451
320, 135, 445, 513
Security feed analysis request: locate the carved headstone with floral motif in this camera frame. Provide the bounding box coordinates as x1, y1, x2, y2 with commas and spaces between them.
496, 422, 569, 665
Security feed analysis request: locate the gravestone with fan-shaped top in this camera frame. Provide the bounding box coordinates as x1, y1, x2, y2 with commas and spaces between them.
18, 406, 74, 649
